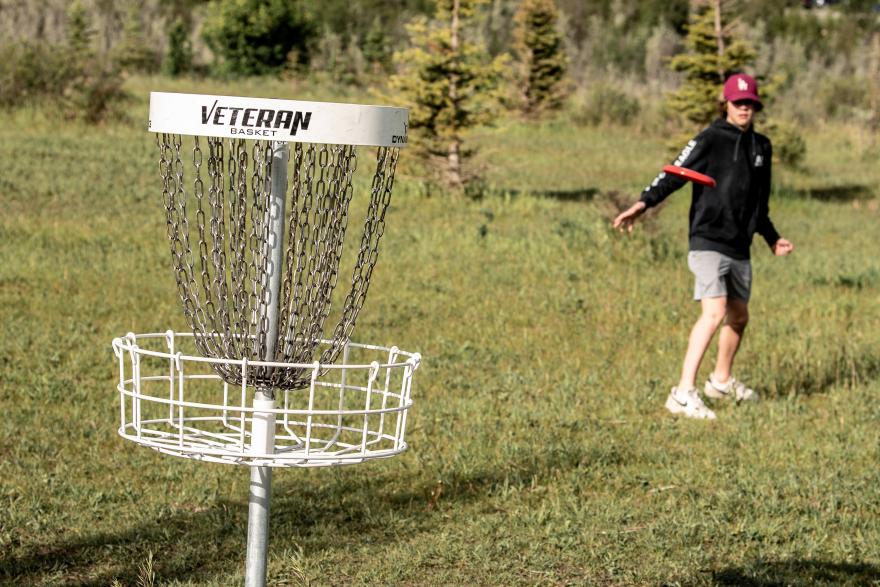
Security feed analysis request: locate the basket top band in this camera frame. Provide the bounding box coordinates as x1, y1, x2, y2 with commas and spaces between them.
148, 92, 409, 148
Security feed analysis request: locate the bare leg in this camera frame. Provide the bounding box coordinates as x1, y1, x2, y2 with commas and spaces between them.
712, 298, 749, 383
677, 296, 727, 390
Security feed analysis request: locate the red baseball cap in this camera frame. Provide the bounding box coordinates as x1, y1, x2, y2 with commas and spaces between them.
723, 74, 763, 110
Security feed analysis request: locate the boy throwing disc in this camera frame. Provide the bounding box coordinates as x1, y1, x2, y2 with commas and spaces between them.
613, 73, 794, 420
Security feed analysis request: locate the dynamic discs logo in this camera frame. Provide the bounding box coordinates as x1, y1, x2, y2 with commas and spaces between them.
392, 122, 408, 145
201, 99, 312, 137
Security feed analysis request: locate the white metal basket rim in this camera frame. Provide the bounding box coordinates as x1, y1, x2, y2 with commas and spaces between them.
118, 424, 410, 468
148, 92, 409, 147
111, 331, 421, 371
117, 384, 413, 417
119, 422, 405, 454
144, 446, 407, 468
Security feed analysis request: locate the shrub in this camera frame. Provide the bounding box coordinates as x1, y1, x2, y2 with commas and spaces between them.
309, 27, 367, 85
764, 119, 807, 169
820, 76, 870, 121
0, 42, 69, 108
0, 3, 126, 123
571, 84, 641, 126
63, 58, 128, 123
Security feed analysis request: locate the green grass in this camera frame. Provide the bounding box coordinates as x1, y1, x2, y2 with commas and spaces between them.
1, 78, 880, 586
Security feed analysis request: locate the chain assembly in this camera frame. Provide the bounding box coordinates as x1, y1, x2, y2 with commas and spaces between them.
158, 134, 400, 389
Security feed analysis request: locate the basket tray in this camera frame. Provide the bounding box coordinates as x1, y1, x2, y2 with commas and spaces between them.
111, 332, 419, 468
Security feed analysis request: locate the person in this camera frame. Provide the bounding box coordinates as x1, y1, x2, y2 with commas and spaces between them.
612, 73, 794, 420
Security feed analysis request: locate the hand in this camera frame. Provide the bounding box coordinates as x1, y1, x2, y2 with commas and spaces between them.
612, 201, 647, 233
772, 238, 794, 256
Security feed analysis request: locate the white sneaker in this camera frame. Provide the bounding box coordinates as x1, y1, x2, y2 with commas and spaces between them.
665, 387, 716, 420
704, 375, 758, 403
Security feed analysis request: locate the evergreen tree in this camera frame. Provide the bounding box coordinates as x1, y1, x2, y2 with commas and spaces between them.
113, 5, 160, 73
869, 33, 880, 137
362, 17, 392, 73
666, 0, 754, 126
390, 0, 508, 192
163, 17, 193, 77
512, 0, 567, 118
64, 1, 126, 122
202, 0, 312, 76
67, 1, 95, 60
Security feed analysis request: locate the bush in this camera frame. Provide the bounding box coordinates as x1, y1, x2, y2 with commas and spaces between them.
309, 27, 367, 85
0, 40, 125, 123
202, 0, 312, 76
820, 76, 870, 121
571, 84, 641, 126
764, 119, 807, 169
63, 58, 128, 123
0, 42, 69, 108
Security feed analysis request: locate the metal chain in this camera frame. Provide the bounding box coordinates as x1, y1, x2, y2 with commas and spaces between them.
157, 133, 400, 390
320, 146, 398, 366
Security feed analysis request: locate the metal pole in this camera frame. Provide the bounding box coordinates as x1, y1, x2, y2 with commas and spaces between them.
245, 141, 288, 587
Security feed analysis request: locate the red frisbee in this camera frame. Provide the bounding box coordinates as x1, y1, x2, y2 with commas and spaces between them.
663, 165, 717, 187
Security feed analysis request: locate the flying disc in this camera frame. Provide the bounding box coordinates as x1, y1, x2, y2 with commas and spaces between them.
663, 165, 717, 188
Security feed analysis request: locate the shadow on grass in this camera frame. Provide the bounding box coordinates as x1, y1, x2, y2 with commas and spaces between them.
697, 559, 880, 586
485, 186, 601, 202
779, 183, 874, 202
0, 442, 599, 585
0, 500, 246, 586
764, 345, 880, 399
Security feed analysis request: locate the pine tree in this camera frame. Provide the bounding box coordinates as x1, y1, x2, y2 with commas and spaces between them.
362, 17, 392, 73
202, 0, 312, 76
390, 0, 508, 192
163, 18, 193, 77
113, 5, 160, 73
512, 0, 567, 118
666, 0, 754, 126
64, 1, 126, 122
868, 32, 880, 138
66, 1, 95, 60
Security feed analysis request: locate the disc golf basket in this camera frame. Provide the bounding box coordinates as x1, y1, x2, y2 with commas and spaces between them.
111, 92, 419, 586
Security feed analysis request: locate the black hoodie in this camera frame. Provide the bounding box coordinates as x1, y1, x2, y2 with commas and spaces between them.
639, 118, 781, 260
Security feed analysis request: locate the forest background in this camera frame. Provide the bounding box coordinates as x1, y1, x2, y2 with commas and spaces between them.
1, 0, 879, 169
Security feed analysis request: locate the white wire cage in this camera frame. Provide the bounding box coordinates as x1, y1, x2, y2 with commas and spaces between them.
111, 331, 419, 468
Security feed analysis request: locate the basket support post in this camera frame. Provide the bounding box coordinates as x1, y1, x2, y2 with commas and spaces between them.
245, 391, 276, 587
245, 141, 287, 587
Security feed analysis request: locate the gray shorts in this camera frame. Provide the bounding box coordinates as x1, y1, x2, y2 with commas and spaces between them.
687, 250, 752, 301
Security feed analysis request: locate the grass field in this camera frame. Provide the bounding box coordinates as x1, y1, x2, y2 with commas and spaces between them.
1, 77, 880, 586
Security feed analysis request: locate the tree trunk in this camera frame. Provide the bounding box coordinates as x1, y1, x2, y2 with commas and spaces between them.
714, 0, 725, 81
447, 140, 463, 190
869, 33, 880, 144
447, 0, 463, 189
